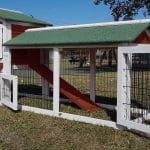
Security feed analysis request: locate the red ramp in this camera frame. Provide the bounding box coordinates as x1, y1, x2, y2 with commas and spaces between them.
29, 64, 100, 112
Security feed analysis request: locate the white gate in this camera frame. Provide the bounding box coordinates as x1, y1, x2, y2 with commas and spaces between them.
117, 44, 150, 135
0, 73, 18, 110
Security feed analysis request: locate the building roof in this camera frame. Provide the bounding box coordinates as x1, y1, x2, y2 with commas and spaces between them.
0, 8, 51, 26
4, 19, 150, 47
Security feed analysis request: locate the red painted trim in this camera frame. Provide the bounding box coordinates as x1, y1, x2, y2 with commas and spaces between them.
11, 49, 40, 65
134, 32, 150, 44
11, 24, 34, 37
0, 63, 3, 70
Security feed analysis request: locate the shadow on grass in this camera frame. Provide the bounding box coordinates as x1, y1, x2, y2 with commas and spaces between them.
18, 84, 66, 98
95, 95, 117, 105
18, 84, 42, 95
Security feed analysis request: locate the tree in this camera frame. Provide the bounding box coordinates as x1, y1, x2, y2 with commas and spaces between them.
94, 0, 150, 21
94, 0, 150, 67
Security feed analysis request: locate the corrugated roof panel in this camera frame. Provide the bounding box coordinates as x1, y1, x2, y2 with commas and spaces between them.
0, 8, 51, 26
4, 22, 150, 47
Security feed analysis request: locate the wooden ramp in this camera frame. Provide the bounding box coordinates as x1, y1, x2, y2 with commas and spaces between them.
29, 64, 100, 112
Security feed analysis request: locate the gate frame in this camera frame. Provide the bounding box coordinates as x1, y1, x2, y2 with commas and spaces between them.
0, 73, 18, 110
117, 44, 150, 134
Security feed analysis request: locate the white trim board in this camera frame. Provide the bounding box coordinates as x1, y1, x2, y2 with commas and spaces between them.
0, 8, 22, 14
19, 105, 124, 130
27, 19, 150, 32
120, 119, 150, 135
118, 44, 150, 53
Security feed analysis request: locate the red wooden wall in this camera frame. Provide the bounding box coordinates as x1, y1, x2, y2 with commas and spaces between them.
134, 31, 150, 44
11, 24, 33, 37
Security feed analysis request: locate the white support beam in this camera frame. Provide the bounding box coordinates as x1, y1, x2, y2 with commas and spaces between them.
0, 20, 12, 75
118, 44, 150, 53
0, 20, 12, 105
117, 47, 127, 124
117, 51, 132, 121
125, 54, 132, 120
90, 49, 96, 101
53, 48, 60, 113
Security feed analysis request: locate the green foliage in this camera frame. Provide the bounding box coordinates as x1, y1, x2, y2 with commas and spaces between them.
94, 0, 150, 21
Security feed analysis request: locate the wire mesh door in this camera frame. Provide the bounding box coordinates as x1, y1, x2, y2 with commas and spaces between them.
60, 49, 90, 95
117, 45, 150, 135
12, 51, 53, 110
0, 74, 18, 110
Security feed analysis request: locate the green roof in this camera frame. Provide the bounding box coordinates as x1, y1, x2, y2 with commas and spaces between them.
0, 9, 51, 26
4, 21, 150, 47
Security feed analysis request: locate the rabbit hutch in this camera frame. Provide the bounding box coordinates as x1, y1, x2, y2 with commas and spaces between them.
0, 8, 149, 136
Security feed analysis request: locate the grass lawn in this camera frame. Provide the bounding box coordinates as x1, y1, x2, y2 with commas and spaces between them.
0, 107, 150, 150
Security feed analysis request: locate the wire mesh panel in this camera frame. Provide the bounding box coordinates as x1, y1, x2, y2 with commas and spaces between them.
0, 74, 18, 110
131, 54, 150, 125
60, 49, 90, 95
96, 49, 117, 105
60, 48, 117, 102
12, 48, 117, 121
12, 61, 53, 110
117, 45, 150, 135
59, 49, 117, 121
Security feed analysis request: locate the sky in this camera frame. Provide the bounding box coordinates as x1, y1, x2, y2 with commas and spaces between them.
0, 0, 150, 26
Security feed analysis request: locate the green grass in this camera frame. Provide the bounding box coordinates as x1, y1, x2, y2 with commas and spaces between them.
61, 71, 117, 97
19, 97, 53, 110
0, 106, 150, 150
